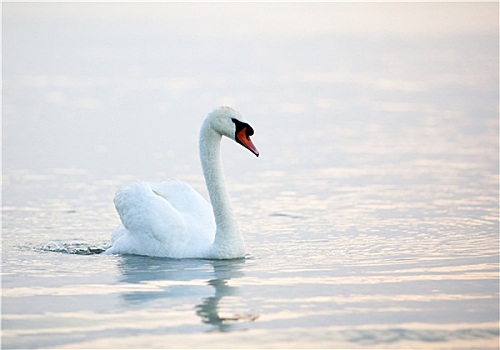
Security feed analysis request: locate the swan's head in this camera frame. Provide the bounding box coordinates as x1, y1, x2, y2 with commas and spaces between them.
207, 106, 259, 157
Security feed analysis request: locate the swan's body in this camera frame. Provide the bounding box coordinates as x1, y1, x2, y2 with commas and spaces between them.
105, 107, 259, 259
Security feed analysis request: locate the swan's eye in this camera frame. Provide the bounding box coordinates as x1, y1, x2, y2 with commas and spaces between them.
231, 118, 254, 137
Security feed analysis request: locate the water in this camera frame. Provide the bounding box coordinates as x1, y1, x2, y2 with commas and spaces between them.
3, 3, 499, 349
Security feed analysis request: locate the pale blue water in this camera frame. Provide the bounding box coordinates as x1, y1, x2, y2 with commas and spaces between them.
2, 3, 499, 349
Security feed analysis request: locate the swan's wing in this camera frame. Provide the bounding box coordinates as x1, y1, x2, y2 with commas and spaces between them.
113, 182, 185, 242
149, 181, 215, 241
111, 181, 215, 257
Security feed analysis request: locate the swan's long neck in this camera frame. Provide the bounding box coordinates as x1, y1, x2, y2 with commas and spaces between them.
199, 120, 245, 257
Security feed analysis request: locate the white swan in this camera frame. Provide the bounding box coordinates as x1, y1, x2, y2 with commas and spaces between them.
105, 106, 259, 259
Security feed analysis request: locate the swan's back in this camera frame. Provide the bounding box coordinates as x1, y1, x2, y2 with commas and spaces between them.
107, 181, 215, 258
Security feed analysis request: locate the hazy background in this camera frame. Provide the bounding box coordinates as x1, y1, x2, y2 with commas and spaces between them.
4, 2, 498, 180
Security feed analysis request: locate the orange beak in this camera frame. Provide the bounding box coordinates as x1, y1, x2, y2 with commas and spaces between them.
236, 127, 259, 157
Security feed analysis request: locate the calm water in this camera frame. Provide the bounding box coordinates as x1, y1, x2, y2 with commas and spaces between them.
3, 3, 499, 349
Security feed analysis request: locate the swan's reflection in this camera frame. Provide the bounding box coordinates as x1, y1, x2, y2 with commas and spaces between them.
195, 259, 258, 331
116, 256, 258, 331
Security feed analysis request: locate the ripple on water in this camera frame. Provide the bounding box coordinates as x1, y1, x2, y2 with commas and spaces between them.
36, 241, 109, 255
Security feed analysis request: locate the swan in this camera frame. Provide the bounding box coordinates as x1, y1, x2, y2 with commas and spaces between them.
105, 106, 259, 259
